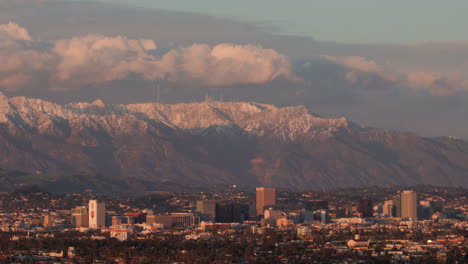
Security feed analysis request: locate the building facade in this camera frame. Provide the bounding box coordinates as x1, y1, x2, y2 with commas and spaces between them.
383, 200, 393, 217
88, 200, 106, 228
256, 187, 276, 216
401, 190, 418, 220
151, 213, 199, 228
357, 197, 373, 218
196, 200, 216, 221
71, 206, 89, 227
110, 225, 133, 241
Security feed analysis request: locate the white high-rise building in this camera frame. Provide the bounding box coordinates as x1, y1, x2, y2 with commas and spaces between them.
89, 200, 106, 228
401, 190, 417, 221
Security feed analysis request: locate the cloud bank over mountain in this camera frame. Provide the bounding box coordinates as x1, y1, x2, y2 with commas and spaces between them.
321, 55, 468, 96
2, 22, 467, 98
0, 23, 298, 92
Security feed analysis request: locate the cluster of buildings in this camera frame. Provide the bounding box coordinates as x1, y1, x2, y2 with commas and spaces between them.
67, 188, 279, 240
0, 186, 466, 262
57, 188, 457, 240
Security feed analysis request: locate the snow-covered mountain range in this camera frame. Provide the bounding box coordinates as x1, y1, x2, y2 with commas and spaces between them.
0, 92, 467, 192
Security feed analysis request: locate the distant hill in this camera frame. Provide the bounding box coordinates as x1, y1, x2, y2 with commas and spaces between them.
0, 93, 467, 192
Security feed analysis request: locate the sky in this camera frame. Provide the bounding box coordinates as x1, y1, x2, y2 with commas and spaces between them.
0, 0, 467, 139
104, 0, 468, 43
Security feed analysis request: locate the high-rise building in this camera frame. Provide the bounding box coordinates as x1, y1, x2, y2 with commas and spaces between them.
215, 202, 241, 223
256, 187, 276, 216
418, 201, 434, 220
89, 200, 106, 228
71, 206, 89, 227
313, 209, 328, 224
383, 200, 393, 217
392, 198, 402, 217
401, 190, 418, 220
72, 213, 89, 227
240, 204, 253, 222
357, 197, 373, 218
112, 216, 127, 226
43, 215, 54, 228
196, 200, 216, 221
71, 206, 88, 215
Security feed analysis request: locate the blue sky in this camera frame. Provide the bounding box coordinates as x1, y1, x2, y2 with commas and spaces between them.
102, 0, 468, 43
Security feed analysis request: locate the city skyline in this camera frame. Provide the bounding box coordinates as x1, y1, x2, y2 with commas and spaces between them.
0, 185, 465, 262
0, 1, 466, 262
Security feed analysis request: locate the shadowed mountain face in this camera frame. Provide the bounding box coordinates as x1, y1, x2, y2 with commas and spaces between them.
0, 92, 467, 192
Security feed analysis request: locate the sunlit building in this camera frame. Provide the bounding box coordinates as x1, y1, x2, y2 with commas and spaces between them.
196, 200, 216, 221
89, 200, 106, 228
71, 206, 89, 227
256, 187, 276, 216
383, 200, 393, 217
401, 190, 417, 220
110, 225, 133, 241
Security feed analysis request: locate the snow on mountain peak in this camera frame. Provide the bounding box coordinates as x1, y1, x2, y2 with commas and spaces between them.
126, 100, 352, 140
0, 96, 354, 140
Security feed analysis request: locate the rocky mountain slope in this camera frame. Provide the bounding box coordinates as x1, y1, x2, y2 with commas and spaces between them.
0, 91, 467, 192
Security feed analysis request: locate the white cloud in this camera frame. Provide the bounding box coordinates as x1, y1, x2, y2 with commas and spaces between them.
0, 23, 298, 92
0, 22, 31, 41
321, 55, 468, 95
0, 23, 54, 91
51, 35, 158, 89
158, 43, 299, 86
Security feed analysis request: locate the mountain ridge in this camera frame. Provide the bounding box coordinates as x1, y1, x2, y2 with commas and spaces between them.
0, 93, 467, 191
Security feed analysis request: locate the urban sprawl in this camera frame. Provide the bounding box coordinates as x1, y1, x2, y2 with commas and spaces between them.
0, 186, 466, 263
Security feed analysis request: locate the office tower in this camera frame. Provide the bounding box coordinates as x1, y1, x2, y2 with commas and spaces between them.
73, 213, 89, 227
112, 216, 125, 226
357, 197, 373, 218
383, 200, 393, 217
215, 201, 241, 223
89, 200, 106, 228
71, 206, 89, 227
72, 213, 89, 227
392, 198, 402, 217
196, 200, 216, 221
418, 201, 434, 220
313, 209, 328, 224
256, 187, 276, 216
71, 206, 88, 215
43, 215, 53, 228
239, 204, 252, 222
401, 190, 418, 220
